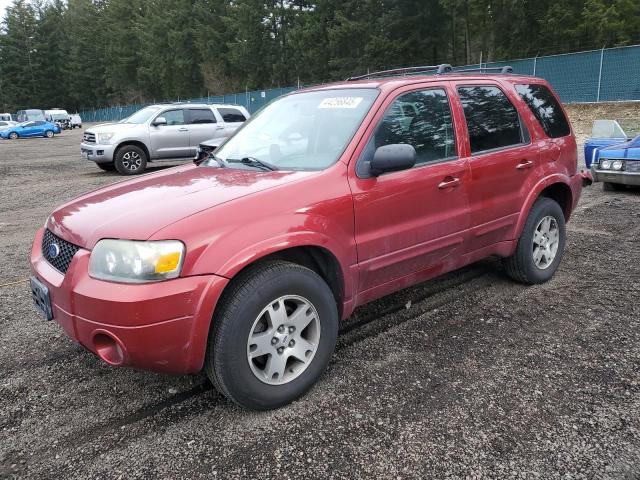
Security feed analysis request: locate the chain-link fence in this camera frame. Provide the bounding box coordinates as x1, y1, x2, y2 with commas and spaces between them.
79, 44, 640, 123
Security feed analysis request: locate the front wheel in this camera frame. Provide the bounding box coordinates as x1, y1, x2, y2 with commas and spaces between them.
9, 132, 18, 140
44, 130, 54, 138
503, 197, 566, 284
206, 261, 338, 410
114, 145, 147, 175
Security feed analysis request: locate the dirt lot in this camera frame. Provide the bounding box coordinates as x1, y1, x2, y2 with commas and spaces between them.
1, 111, 639, 479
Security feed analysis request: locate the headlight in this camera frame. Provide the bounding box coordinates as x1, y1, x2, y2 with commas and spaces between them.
96, 132, 115, 144
600, 159, 612, 170
89, 239, 185, 283
611, 160, 623, 171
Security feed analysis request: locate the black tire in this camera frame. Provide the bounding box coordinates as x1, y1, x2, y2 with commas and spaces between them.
206, 261, 339, 410
114, 145, 147, 175
9, 132, 18, 139
44, 130, 54, 138
503, 197, 566, 285
603, 182, 624, 191
96, 163, 116, 171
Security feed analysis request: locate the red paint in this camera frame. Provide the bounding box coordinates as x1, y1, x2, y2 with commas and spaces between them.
31, 74, 584, 373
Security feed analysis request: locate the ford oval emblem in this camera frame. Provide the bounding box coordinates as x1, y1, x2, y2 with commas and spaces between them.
48, 243, 61, 259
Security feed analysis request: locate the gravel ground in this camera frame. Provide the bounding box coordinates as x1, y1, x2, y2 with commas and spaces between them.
0, 121, 639, 479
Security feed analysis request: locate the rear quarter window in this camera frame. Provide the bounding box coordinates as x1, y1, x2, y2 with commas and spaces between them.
515, 84, 571, 138
217, 108, 247, 123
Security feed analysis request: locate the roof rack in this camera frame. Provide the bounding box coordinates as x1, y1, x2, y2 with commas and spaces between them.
346, 63, 514, 81
455, 65, 514, 74
347, 64, 453, 81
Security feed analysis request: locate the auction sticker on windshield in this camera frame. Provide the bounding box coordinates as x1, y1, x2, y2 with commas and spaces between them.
318, 97, 364, 109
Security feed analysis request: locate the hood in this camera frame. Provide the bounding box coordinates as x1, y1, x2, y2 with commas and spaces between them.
47, 165, 313, 248
86, 122, 139, 133
598, 135, 640, 159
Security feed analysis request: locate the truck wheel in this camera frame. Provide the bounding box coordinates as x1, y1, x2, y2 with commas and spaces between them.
602, 182, 624, 191
44, 130, 54, 138
206, 261, 338, 410
114, 145, 147, 175
503, 197, 566, 285
97, 163, 116, 172
9, 132, 18, 139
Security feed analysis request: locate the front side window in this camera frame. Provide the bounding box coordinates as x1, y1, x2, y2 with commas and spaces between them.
208, 88, 378, 171
458, 86, 524, 153
363, 88, 456, 170
218, 108, 247, 123
515, 84, 571, 138
160, 109, 185, 126
189, 108, 216, 124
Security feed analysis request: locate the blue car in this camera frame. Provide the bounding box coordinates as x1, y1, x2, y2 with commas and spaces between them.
0, 120, 61, 139
590, 131, 640, 191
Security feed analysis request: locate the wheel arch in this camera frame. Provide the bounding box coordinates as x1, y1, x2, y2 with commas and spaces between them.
114, 140, 151, 161
515, 176, 573, 239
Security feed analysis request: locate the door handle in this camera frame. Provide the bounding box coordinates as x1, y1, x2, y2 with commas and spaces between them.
438, 176, 460, 189
215, 125, 224, 130
516, 160, 534, 170
178, 127, 188, 131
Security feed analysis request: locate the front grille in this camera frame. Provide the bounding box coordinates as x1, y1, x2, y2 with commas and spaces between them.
626, 161, 640, 173
83, 132, 95, 143
42, 229, 80, 274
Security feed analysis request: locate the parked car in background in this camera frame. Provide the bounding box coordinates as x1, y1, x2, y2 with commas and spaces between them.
70, 113, 82, 129
81, 103, 250, 174
32, 68, 591, 410
583, 119, 640, 168
0, 113, 13, 122
0, 120, 61, 139
45, 109, 71, 129
590, 134, 640, 190
0, 120, 17, 130
16, 109, 45, 122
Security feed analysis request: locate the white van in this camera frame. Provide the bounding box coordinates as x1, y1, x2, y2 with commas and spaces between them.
0, 113, 13, 122
45, 109, 70, 125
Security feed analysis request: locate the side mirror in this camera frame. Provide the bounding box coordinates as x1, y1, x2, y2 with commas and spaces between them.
153, 116, 167, 127
369, 144, 416, 176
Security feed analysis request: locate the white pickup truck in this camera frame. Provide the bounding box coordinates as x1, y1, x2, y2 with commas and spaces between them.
80, 103, 250, 174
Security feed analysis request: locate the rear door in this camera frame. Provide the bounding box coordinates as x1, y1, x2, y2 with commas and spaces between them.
452, 81, 536, 251
149, 108, 190, 159
186, 107, 221, 153
216, 107, 248, 137
350, 83, 471, 295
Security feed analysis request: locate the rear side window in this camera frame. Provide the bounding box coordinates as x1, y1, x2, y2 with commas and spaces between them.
458, 86, 524, 154
218, 108, 247, 123
189, 108, 216, 124
515, 84, 571, 138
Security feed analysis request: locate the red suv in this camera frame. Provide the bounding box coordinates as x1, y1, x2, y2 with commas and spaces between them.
30, 67, 591, 410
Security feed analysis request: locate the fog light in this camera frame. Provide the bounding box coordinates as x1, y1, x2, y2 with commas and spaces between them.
600, 159, 612, 170
612, 160, 623, 171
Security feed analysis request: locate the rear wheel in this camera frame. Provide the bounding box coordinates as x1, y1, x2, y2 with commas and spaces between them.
603, 182, 624, 191
44, 130, 54, 138
96, 163, 116, 171
9, 132, 18, 139
503, 197, 566, 284
206, 261, 338, 410
114, 145, 147, 175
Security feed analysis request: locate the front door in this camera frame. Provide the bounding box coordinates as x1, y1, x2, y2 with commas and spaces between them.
350, 85, 471, 295
149, 109, 190, 159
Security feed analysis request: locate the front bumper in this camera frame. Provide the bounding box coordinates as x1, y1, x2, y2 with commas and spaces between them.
30, 228, 228, 373
590, 167, 640, 186
80, 142, 116, 163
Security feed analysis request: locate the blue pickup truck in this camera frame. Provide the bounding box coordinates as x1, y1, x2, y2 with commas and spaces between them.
585, 120, 640, 191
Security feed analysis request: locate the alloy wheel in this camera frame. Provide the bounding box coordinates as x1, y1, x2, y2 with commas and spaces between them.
121, 151, 142, 171
532, 215, 559, 269
246, 295, 321, 385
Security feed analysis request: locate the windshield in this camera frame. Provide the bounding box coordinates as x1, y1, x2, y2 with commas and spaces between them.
207, 88, 379, 171
50, 113, 68, 120
121, 106, 161, 124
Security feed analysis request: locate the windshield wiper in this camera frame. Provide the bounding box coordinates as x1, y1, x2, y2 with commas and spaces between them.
226, 156, 278, 171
